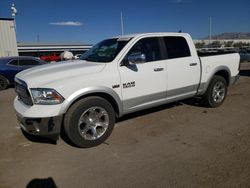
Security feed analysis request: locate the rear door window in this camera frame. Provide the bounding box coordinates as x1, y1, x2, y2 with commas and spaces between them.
163, 36, 191, 59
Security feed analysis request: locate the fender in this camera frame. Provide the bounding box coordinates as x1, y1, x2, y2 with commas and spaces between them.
197, 66, 231, 95
59, 86, 123, 117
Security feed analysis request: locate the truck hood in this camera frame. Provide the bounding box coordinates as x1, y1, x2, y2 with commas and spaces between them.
16, 60, 106, 87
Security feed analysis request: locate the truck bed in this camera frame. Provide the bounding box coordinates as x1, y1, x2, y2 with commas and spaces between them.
199, 52, 240, 94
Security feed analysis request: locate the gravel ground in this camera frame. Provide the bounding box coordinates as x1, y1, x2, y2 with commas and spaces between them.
0, 66, 250, 188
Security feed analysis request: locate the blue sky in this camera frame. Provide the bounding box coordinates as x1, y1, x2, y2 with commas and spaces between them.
0, 0, 249, 44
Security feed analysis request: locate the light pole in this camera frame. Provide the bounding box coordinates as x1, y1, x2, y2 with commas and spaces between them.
11, 3, 17, 31
121, 11, 124, 35
209, 16, 212, 47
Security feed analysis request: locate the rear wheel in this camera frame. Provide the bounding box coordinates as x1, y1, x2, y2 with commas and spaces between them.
0, 75, 8, 90
203, 75, 227, 107
64, 96, 115, 148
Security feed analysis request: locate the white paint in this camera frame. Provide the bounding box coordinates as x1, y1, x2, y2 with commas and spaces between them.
14, 32, 240, 120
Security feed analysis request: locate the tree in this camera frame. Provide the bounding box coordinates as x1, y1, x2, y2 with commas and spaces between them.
195, 42, 205, 49
210, 41, 221, 48
224, 41, 234, 47
233, 42, 245, 48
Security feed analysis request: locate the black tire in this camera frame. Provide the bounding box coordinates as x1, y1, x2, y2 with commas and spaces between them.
203, 75, 228, 107
64, 96, 115, 148
0, 75, 8, 90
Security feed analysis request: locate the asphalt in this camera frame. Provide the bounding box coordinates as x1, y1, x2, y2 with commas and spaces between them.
0, 65, 250, 188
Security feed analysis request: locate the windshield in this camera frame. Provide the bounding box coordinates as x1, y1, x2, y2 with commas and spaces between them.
80, 38, 131, 62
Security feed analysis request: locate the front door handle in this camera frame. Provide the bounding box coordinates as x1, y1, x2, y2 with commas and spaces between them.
190, 63, 198, 66
154, 68, 164, 72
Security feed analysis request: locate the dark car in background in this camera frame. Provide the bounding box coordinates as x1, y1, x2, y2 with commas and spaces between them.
0, 56, 46, 90
239, 49, 250, 63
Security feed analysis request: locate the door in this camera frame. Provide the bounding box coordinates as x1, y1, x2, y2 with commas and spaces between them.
119, 37, 167, 113
163, 36, 200, 99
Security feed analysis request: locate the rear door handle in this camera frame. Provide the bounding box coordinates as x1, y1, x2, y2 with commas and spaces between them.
190, 63, 198, 66
154, 68, 164, 72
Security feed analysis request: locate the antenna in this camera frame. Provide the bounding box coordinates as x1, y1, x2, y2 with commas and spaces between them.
120, 11, 124, 35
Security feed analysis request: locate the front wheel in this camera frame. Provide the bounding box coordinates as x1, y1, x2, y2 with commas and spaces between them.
203, 75, 228, 107
64, 96, 115, 148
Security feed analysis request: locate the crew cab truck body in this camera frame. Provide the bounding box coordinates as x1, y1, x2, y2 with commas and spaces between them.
14, 33, 240, 147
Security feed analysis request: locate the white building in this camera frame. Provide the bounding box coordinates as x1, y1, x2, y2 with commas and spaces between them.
194, 39, 250, 45
0, 18, 18, 57
17, 43, 92, 57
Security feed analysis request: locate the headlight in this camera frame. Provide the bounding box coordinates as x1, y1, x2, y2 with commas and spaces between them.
30, 88, 64, 105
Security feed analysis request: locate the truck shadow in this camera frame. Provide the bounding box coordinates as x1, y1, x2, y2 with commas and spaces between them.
240, 70, 250, 77
117, 101, 182, 122
21, 129, 57, 145
21, 98, 203, 147
60, 100, 203, 148
179, 97, 204, 107
117, 97, 203, 123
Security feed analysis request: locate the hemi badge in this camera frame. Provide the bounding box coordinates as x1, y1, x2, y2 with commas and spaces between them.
112, 84, 120, 89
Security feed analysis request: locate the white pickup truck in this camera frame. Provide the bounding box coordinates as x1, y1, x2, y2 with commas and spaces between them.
14, 32, 240, 147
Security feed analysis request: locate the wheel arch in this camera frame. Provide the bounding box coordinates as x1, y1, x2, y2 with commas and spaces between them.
214, 69, 230, 86
60, 87, 123, 118
198, 66, 231, 95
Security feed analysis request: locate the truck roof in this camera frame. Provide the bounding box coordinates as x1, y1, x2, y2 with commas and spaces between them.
113, 32, 190, 40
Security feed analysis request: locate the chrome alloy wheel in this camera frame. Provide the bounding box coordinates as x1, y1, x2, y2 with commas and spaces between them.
78, 106, 109, 140
212, 81, 226, 103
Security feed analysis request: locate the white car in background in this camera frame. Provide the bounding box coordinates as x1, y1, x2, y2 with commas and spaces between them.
74, 54, 83, 59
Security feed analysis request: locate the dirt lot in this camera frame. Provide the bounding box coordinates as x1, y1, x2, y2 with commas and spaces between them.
0, 67, 250, 188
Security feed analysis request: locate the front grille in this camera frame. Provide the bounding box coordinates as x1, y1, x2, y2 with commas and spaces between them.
15, 79, 33, 106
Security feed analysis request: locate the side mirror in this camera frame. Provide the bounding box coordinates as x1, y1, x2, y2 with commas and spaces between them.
127, 52, 146, 64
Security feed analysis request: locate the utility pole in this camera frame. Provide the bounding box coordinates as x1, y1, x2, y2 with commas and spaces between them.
209, 16, 212, 47
37, 34, 40, 43
120, 11, 124, 35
